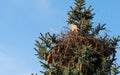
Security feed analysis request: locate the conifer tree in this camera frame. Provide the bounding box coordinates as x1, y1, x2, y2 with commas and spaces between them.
34, 0, 120, 75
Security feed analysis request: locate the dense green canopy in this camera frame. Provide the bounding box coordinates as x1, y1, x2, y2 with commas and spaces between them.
34, 0, 120, 75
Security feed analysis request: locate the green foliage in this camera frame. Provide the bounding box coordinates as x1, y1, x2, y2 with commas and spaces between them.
34, 0, 120, 75
31, 73, 37, 75
67, 0, 94, 33
111, 64, 120, 75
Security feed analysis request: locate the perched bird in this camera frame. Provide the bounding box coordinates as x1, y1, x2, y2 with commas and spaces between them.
70, 23, 78, 32
68, 15, 79, 32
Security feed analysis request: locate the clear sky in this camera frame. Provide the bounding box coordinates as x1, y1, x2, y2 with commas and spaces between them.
0, 0, 120, 75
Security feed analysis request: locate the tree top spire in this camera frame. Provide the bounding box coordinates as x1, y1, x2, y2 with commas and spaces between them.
67, 0, 94, 33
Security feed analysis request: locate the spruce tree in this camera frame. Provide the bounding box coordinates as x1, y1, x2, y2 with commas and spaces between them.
34, 0, 120, 75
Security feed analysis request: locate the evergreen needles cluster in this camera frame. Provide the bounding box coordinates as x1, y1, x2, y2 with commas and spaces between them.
34, 0, 120, 75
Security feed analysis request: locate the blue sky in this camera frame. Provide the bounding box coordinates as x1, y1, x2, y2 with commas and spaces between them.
0, 0, 120, 75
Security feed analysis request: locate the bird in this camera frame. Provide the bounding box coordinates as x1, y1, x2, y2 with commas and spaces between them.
70, 23, 79, 32
68, 15, 79, 32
